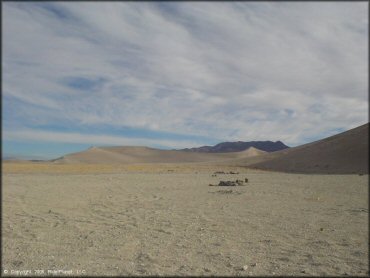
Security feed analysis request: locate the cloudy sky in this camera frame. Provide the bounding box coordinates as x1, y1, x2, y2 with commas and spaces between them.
3, 2, 368, 159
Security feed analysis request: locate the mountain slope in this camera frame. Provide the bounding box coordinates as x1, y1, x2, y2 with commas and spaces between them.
244, 123, 369, 174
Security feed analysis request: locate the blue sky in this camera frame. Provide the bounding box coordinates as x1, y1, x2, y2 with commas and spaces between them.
3, 2, 368, 159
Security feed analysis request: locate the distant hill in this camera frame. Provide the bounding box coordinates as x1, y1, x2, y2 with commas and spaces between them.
3, 154, 48, 161
180, 140, 289, 153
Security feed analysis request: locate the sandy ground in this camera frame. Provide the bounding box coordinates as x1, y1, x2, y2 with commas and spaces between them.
2, 163, 369, 276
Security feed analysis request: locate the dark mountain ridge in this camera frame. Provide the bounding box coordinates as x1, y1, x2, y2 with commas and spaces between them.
180, 140, 289, 153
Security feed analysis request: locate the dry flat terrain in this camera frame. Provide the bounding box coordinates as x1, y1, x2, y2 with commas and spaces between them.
2, 163, 368, 276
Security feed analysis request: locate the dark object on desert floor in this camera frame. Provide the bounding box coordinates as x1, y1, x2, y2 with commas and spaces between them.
209, 178, 248, 186
235, 179, 244, 185
213, 171, 240, 175
209, 189, 242, 195
358, 173, 364, 176
219, 181, 236, 186
229, 171, 239, 174
218, 180, 245, 186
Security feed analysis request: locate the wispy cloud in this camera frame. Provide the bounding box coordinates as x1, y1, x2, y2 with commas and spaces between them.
3, 2, 368, 155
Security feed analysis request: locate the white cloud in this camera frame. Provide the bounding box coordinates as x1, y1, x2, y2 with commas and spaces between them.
3, 2, 368, 148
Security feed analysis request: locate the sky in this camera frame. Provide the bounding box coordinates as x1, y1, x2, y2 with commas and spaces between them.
2, 2, 368, 159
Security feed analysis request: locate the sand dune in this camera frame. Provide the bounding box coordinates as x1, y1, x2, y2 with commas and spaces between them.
242, 123, 369, 174
234, 146, 267, 158
53, 146, 266, 164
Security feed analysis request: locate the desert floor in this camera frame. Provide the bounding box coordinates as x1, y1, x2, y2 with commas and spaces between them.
2, 163, 369, 276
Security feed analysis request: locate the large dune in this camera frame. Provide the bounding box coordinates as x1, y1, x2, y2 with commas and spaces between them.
53, 146, 266, 164
243, 123, 369, 174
